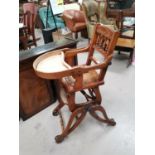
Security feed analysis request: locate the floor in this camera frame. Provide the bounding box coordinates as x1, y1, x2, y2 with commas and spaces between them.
19, 29, 135, 155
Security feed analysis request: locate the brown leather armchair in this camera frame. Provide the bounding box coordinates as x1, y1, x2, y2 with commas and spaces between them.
62, 10, 87, 38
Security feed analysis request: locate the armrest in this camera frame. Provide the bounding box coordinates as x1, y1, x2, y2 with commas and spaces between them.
61, 55, 112, 91
65, 46, 90, 58
64, 14, 74, 20
78, 55, 112, 72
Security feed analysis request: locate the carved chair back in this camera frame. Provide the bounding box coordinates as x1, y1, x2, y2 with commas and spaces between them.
85, 23, 119, 80
63, 24, 119, 92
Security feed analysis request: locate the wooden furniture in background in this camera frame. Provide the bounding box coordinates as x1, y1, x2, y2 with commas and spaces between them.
115, 37, 135, 66
106, 0, 135, 30
20, 11, 38, 49
23, 2, 38, 16
106, 0, 135, 66
19, 38, 77, 120
33, 24, 119, 143
19, 24, 29, 50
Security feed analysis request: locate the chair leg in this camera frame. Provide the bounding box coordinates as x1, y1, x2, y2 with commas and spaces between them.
52, 81, 65, 116
73, 32, 78, 39
93, 87, 102, 104
118, 51, 121, 55
89, 104, 116, 126
127, 50, 134, 67
55, 107, 87, 143
32, 34, 37, 47
52, 101, 64, 116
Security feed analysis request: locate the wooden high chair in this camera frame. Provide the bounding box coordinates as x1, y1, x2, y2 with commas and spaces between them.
33, 23, 119, 143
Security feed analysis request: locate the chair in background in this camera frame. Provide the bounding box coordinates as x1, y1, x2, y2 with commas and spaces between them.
106, 0, 135, 31
113, 2, 135, 66
62, 9, 87, 38
19, 25, 29, 50
115, 18, 135, 66
23, 2, 38, 17
81, 0, 99, 39
82, 0, 117, 39
23, 2, 42, 29
19, 3, 38, 50
22, 11, 37, 48
33, 23, 119, 143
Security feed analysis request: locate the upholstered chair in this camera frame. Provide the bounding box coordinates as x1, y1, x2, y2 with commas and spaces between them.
82, 0, 117, 39
62, 9, 87, 38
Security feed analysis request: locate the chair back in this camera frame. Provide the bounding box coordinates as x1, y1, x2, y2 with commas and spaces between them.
23, 11, 35, 34
82, 0, 99, 23
23, 2, 38, 16
86, 23, 119, 80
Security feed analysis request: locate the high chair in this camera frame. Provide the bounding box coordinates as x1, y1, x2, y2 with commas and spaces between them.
33, 23, 119, 143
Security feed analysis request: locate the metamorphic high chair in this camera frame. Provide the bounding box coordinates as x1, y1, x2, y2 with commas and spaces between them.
33, 23, 119, 143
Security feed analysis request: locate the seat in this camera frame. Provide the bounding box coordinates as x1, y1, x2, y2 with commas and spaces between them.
62, 9, 87, 38
81, 0, 117, 39
33, 23, 119, 143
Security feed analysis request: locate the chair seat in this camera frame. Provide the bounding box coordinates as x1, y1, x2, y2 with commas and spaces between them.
121, 29, 134, 38
83, 70, 99, 86
61, 70, 100, 91
116, 38, 135, 48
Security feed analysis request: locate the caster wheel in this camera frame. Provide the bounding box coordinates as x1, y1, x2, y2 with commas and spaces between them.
55, 135, 64, 143
108, 118, 116, 126
53, 110, 59, 116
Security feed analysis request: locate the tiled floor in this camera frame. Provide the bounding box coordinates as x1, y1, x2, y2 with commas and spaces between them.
19, 28, 135, 155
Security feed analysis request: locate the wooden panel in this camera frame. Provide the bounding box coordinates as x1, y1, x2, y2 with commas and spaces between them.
19, 67, 52, 118
19, 38, 77, 120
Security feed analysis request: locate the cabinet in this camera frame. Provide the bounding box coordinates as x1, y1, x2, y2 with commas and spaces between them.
19, 38, 77, 120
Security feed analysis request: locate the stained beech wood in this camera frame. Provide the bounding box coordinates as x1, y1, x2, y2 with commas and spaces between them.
33, 23, 119, 143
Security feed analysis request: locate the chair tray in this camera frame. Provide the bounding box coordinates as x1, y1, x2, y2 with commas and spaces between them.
33, 50, 71, 79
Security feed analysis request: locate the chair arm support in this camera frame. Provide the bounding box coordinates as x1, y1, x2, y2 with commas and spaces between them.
63, 14, 74, 20
78, 55, 112, 72
65, 46, 90, 58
